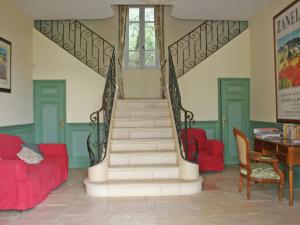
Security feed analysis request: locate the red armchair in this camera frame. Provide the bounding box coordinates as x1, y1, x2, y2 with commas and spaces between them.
181, 128, 224, 172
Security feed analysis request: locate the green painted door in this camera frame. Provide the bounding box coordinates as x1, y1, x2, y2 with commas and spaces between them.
219, 78, 250, 165
34, 80, 66, 144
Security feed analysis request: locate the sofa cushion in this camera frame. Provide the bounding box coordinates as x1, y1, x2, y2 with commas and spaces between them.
17, 147, 43, 164
0, 134, 24, 160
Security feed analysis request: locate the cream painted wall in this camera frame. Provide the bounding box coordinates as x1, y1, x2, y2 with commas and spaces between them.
250, 0, 294, 122
123, 69, 161, 98
123, 6, 203, 99
178, 30, 251, 120
33, 30, 105, 123
0, 0, 33, 126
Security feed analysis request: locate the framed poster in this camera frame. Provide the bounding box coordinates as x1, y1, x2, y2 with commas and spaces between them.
274, 0, 300, 123
0, 37, 11, 93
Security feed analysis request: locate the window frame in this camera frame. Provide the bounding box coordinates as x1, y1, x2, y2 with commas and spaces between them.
125, 6, 159, 70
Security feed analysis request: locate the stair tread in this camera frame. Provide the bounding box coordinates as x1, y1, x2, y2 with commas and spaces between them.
113, 127, 172, 130
116, 107, 168, 110
87, 178, 201, 185
117, 99, 167, 102
114, 117, 170, 121
109, 163, 178, 169
110, 150, 176, 154
111, 138, 175, 142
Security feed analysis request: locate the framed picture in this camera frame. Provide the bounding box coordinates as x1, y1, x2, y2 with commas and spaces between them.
274, 0, 300, 123
0, 37, 11, 93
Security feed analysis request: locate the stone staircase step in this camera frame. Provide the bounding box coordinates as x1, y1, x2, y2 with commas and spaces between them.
116, 99, 168, 109
110, 150, 177, 165
84, 177, 203, 197
112, 128, 173, 139
114, 118, 171, 128
111, 139, 176, 151
115, 108, 170, 118
108, 164, 180, 180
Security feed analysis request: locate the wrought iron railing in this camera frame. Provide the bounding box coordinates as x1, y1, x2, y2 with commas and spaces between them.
86, 53, 116, 166
34, 20, 114, 77
168, 53, 195, 160
169, 20, 248, 78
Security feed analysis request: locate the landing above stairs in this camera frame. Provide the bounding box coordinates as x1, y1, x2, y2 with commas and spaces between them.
85, 98, 202, 197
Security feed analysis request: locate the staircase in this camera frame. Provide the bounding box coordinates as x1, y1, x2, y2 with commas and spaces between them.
84, 99, 202, 197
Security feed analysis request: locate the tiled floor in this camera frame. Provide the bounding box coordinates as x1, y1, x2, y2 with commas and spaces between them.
1, 166, 299, 225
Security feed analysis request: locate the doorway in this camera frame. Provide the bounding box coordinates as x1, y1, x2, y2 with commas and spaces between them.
219, 78, 250, 165
34, 80, 66, 144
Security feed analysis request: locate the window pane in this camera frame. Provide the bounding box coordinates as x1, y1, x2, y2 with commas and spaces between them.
129, 51, 139, 66
145, 51, 156, 66
145, 23, 155, 50
129, 23, 140, 50
129, 8, 139, 22
145, 8, 154, 22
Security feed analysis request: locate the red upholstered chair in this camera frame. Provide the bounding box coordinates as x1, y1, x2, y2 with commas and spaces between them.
181, 128, 224, 172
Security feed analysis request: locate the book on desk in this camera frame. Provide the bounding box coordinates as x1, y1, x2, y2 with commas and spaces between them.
254, 128, 282, 139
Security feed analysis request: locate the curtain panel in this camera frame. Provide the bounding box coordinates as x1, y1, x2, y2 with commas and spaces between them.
117, 5, 128, 98
154, 5, 166, 98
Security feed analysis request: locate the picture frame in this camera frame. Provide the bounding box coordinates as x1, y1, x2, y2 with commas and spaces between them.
273, 0, 300, 123
0, 37, 11, 93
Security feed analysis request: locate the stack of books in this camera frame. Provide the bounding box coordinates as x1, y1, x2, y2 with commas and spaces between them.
283, 124, 300, 142
254, 128, 282, 139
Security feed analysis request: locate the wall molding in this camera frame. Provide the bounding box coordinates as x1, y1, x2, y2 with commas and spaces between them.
0, 123, 34, 144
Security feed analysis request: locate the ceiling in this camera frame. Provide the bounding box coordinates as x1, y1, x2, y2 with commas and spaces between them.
12, 0, 274, 20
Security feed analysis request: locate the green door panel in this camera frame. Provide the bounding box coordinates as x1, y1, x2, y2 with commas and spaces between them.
219, 78, 250, 165
34, 80, 66, 144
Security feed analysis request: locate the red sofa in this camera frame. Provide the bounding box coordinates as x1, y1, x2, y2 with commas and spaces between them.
181, 128, 224, 172
0, 134, 68, 210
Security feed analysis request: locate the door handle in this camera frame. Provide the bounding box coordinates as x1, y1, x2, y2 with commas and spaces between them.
222, 115, 228, 126
59, 119, 65, 128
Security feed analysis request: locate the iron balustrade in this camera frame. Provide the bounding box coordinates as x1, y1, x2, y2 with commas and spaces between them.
168, 53, 195, 160
169, 20, 248, 78
87, 53, 116, 165
168, 19, 247, 160
34, 20, 114, 78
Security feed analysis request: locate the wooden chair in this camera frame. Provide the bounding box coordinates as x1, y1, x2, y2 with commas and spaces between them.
233, 127, 284, 200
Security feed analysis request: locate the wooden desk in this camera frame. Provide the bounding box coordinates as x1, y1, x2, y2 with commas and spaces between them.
254, 137, 300, 206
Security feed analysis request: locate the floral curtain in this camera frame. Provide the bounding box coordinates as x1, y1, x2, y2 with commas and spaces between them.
118, 5, 128, 98
154, 5, 166, 99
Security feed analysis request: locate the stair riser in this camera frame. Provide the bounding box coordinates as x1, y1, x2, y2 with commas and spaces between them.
114, 119, 171, 128
85, 178, 203, 197
110, 153, 177, 165
108, 168, 180, 180
116, 102, 168, 109
111, 141, 176, 151
115, 111, 170, 118
112, 129, 173, 139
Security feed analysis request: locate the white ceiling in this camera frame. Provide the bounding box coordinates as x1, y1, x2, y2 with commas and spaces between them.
12, 0, 274, 20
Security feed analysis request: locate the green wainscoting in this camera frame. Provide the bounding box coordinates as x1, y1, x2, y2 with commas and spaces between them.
250, 120, 300, 189
65, 123, 93, 168
0, 124, 34, 144
191, 121, 221, 139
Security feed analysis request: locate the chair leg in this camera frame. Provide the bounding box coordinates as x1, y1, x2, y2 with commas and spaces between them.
247, 179, 251, 200
239, 175, 243, 193
278, 181, 284, 201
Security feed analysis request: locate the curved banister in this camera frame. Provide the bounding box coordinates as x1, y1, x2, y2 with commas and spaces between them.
87, 53, 116, 165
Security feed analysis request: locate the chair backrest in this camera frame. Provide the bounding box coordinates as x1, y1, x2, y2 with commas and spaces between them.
233, 128, 250, 167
